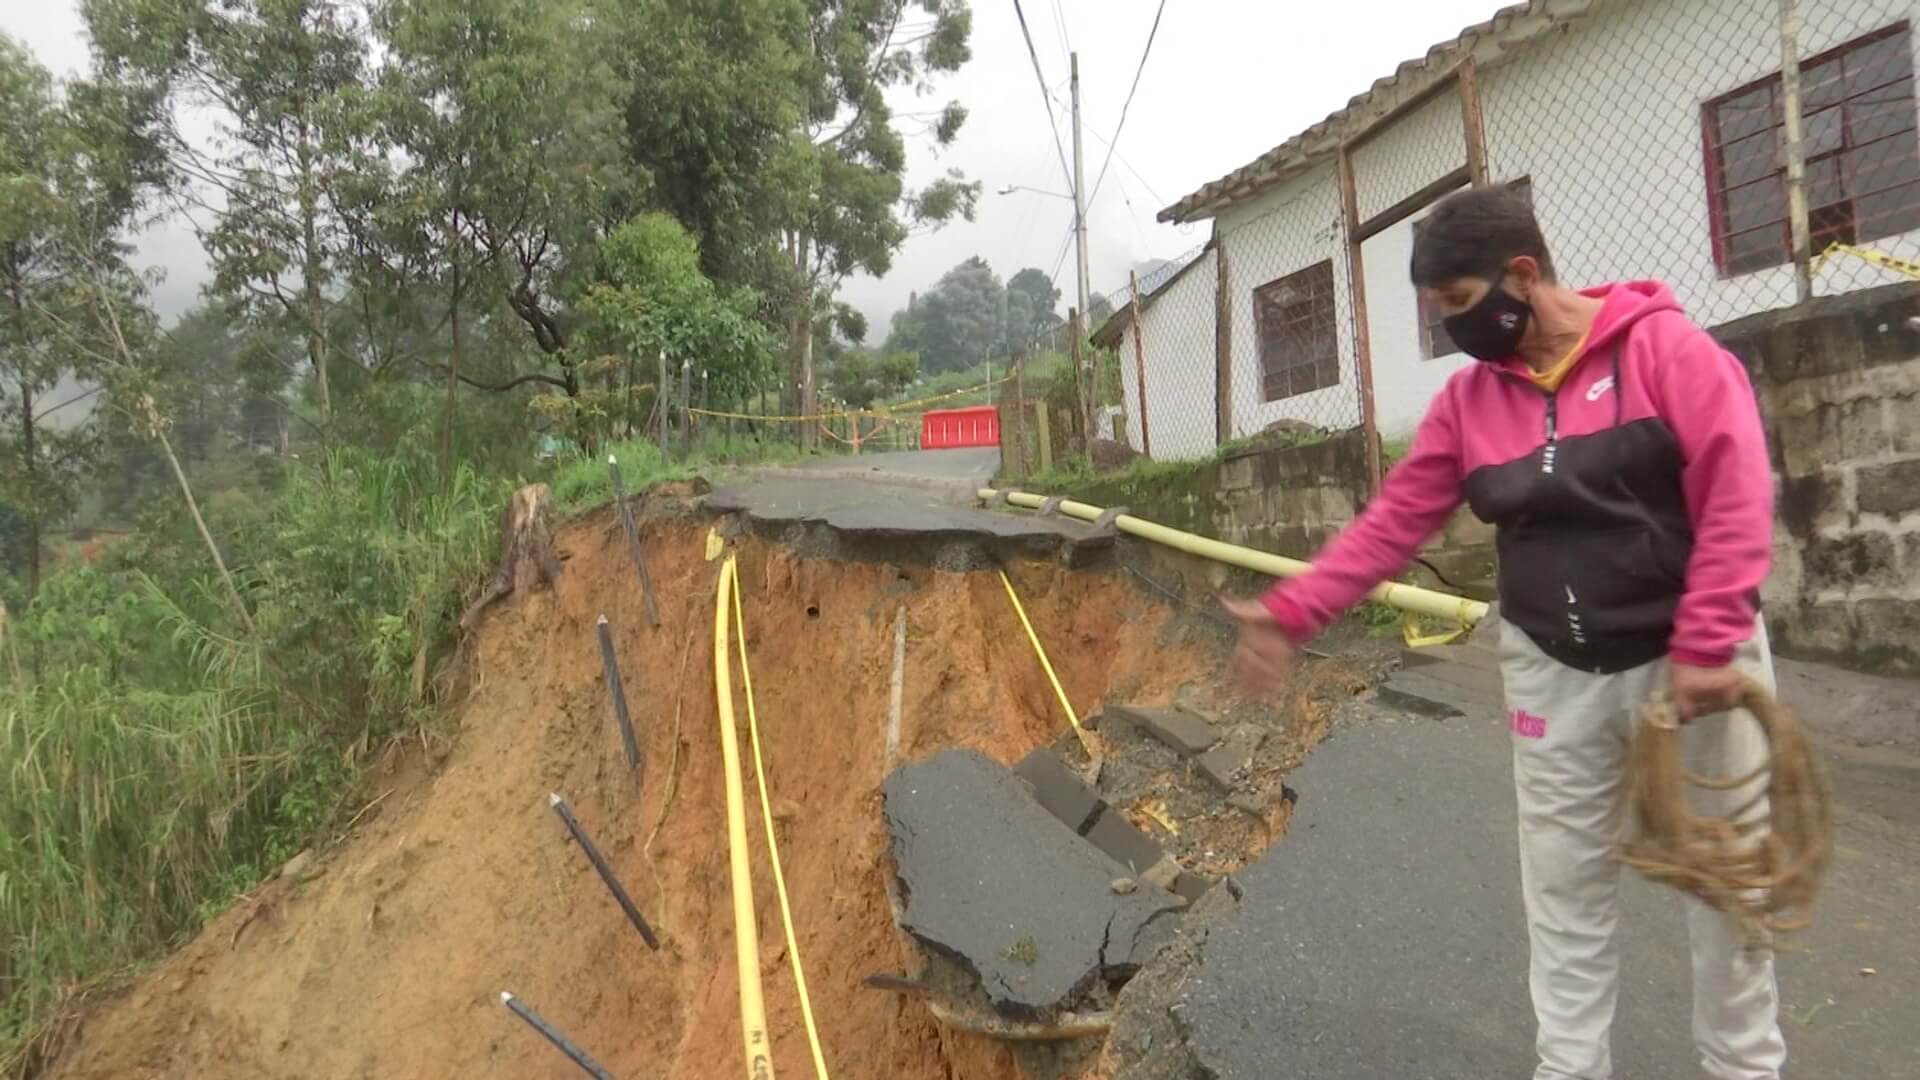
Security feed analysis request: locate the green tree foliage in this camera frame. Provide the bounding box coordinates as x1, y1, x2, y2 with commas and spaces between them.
885, 258, 1066, 374
0, 35, 160, 604
778, 0, 981, 440
823, 348, 918, 409
1005, 266, 1061, 348
86, 0, 374, 424
615, 0, 804, 294
369, 0, 630, 482
570, 214, 774, 443
903, 256, 1002, 374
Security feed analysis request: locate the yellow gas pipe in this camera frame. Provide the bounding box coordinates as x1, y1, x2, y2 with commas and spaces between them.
978, 489, 1489, 628
713, 555, 777, 1080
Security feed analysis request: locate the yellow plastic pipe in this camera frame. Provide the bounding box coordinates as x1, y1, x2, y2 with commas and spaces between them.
996, 569, 1099, 761
979, 489, 1490, 628
714, 555, 777, 1080
729, 561, 830, 1080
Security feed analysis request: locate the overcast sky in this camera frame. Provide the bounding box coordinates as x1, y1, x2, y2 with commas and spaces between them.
3, 0, 1500, 331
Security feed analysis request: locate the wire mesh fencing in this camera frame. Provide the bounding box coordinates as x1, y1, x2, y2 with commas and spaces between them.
1477, 0, 1920, 332
1090, 0, 1920, 478
1098, 180, 1367, 466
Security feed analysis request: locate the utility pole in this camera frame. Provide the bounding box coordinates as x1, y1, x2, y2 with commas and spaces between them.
1070, 51, 1094, 440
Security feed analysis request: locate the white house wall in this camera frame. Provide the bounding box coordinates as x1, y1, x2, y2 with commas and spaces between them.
1351, 88, 1467, 223
1127, 253, 1220, 460
1361, 215, 1477, 438
1215, 165, 1360, 441
1480, 0, 1920, 325
1142, 0, 1920, 459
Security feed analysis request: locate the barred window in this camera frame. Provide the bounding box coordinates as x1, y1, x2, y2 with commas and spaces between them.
1704, 23, 1920, 275
1254, 261, 1338, 402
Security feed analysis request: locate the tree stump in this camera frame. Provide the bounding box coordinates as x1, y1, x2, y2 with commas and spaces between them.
459, 483, 563, 631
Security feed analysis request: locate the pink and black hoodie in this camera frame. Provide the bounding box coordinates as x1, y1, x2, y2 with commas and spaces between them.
1263, 281, 1773, 674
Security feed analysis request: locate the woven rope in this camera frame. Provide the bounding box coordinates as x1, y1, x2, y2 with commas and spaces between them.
1618, 679, 1833, 946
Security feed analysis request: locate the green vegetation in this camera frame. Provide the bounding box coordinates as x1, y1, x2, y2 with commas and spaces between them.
2, 0, 984, 1061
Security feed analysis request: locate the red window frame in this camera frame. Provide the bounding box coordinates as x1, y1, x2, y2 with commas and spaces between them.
1253, 261, 1339, 402
1702, 22, 1920, 276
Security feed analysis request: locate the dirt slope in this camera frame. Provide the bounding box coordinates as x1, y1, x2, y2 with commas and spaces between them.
43, 506, 1217, 1079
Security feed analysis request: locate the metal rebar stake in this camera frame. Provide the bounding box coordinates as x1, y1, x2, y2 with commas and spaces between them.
500, 991, 617, 1080
595, 615, 642, 772
549, 793, 661, 950
606, 455, 663, 627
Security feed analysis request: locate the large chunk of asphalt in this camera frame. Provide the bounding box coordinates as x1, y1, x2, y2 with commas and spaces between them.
885, 749, 1184, 1015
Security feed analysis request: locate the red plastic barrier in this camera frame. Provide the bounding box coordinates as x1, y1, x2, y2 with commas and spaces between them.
920, 405, 1001, 450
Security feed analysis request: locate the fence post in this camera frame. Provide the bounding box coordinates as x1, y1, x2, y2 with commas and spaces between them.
1213, 232, 1233, 446
656, 349, 669, 445
1035, 402, 1053, 473
1459, 57, 1490, 187
1778, 0, 1814, 303
1129, 270, 1151, 458
1010, 347, 1028, 474
1337, 145, 1383, 496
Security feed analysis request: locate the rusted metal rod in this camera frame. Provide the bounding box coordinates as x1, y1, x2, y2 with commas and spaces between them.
500, 991, 617, 1079
606, 455, 662, 627
595, 615, 642, 772
550, 793, 660, 950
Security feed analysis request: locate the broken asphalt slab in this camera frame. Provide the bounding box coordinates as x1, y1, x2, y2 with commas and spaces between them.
884, 749, 1184, 1015
706, 473, 1110, 569
1106, 704, 1221, 757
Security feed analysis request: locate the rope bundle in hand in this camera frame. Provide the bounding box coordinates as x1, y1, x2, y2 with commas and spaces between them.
1618, 679, 1833, 946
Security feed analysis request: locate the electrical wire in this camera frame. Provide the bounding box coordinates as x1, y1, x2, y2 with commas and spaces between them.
1012, 0, 1074, 191
1081, 122, 1171, 209
1088, 0, 1168, 210
1049, 0, 1072, 73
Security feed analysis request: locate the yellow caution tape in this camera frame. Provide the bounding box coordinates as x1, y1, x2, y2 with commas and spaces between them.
685, 375, 1013, 424
728, 561, 831, 1080
713, 556, 777, 1079
1811, 242, 1920, 282
1400, 610, 1470, 649
997, 569, 1100, 760
706, 527, 726, 562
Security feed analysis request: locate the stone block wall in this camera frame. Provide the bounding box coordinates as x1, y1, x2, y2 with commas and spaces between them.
1715, 282, 1920, 674
1213, 432, 1369, 560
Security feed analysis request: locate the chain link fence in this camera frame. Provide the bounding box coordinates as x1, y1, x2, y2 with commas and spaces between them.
1476, 0, 1920, 331
1078, 0, 1920, 477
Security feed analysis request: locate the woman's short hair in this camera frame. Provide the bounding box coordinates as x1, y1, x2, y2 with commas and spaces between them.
1409, 185, 1557, 287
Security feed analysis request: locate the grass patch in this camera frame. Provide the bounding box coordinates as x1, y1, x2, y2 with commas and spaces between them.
549, 433, 808, 512
0, 448, 507, 1068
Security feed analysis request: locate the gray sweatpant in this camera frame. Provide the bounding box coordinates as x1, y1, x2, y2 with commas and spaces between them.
1500, 618, 1785, 1080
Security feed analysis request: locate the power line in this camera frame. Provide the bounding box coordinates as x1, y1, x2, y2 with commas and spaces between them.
1012, 0, 1074, 192
1049, 0, 1072, 71
1087, 0, 1168, 209
1081, 122, 1170, 209
1046, 220, 1076, 289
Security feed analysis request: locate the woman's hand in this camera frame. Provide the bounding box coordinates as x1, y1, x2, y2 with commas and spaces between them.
1670, 661, 1746, 722
1222, 597, 1298, 694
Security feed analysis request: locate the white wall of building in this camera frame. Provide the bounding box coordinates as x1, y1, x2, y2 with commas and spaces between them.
1125, 253, 1219, 460
1214, 164, 1360, 441
1481, 0, 1920, 324
1361, 215, 1477, 438
1134, 0, 1920, 457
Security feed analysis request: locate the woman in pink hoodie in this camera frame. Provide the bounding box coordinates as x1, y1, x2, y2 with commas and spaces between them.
1228, 185, 1784, 1080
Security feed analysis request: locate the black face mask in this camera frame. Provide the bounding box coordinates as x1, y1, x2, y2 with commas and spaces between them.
1442, 283, 1532, 362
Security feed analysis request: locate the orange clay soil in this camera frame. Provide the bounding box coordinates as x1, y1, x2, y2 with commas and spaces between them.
41, 508, 1216, 1080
